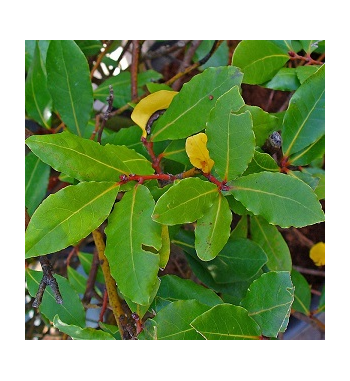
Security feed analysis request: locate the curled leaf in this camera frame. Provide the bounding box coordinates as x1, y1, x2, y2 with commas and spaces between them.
185, 133, 214, 173
131, 90, 178, 138
310, 242, 325, 266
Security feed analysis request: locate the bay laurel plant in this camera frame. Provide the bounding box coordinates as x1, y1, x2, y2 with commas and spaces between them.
25, 40, 325, 340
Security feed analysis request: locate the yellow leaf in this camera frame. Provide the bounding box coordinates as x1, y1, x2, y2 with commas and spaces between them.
131, 90, 178, 138
309, 242, 325, 266
185, 133, 214, 173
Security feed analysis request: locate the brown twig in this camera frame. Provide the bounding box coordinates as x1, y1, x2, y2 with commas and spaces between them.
173, 40, 202, 91
292, 265, 325, 277
82, 248, 101, 304
165, 40, 223, 87
292, 310, 325, 332
131, 40, 140, 101
90, 41, 113, 79
288, 51, 324, 66
32, 256, 63, 307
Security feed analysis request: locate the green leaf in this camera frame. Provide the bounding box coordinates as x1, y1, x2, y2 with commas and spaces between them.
229, 215, 248, 241
25, 40, 50, 72
289, 135, 325, 166
94, 70, 162, 108
46, 40, 93, 136
152, 178, 218, 225
263, 67, 300, 91
26, 268, 85, 327
241, 271, 294, 337
239, 105, 279, 147
282, 64, 325, 157
300, 40, 323, 54
207, 238, 267, 283
162, 139, 191, 166
173, 229, 261, 298
195, 192, 232, 261
25, 42, 52, 128
190, 304, 261, 340
231, 172, 325, 228
250, 215, 292, 271
53, 315, 115, 340
146, 300, 211, 340
159, 225, 171, 269
78, 252, 105, 284
193, 40, 229, 70
232, 40, 290, 85
67, 266, 87, 294
242, 149, 280, 175
291, 269, 311, 315
296, 65, 322, 84
25, 152, 50, 215
105, 185, 162, 305
25, 182, 119, 258
207, 88, 254, 181
75, 40, 103, 56
102, 125, 143, 153
25, 131, 153, 182
154, 274, 223, 311
122, 278, 160, 319
151, 66, 243, 141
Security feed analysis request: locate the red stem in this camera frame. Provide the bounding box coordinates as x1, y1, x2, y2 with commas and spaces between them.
288, 51, 324, 66
141, 137, 163, 174
99, 289, 109, 323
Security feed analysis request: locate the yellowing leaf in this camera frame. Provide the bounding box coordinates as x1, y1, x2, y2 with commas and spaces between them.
310, 242, 325, 266
131, 90, 178, 138
185, 133, 214, 173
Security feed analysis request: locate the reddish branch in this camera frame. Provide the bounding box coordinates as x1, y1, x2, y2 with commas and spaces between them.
131, 40, 141, 101
288, 51, 324, 66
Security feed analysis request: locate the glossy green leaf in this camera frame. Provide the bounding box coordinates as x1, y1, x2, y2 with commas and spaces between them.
159, 225, 171, 269
231, 172, 325, 228
94, 70, 162, 108
239, 105, 279, 147
25, 131, 153, 182
75, 40, 102, 56
154, 274, 223, 312
26, 268, 85, 327
193, 40, 229, 70
162, 139, 191, 166
25, 152, 50, 215
105, 185, 162, 305
296, 65, 322, 84
232, 40, 290, 85
25, 42, 52, 128
318, 285, 325, 312
289, 135, 325, 166
288, 170, 320, 190
25, 182, 119, 258
207, 88, 254, 181
250, 215, 292, 271
46, 40, 93, 136
300, 40, 323, 54
102, 125, 143, 154
78, 252, 105, 284
173, 229, 261, 298
53, 315, 115, 340
291, 269, 311, 315
191, 304, 261, 340
122, 278, 160, 319
195, 192, 232, 261
147, 300, 211, 340
207, 238, 267, 283
152, 178, 218, 225
99, 322, 121, 340
263, 67, 300, 91
151, 66, 243, 141
67, 266, 87, 294
229, 215, 248, 241
243, 150, 280, 175
25, 40, 50, 72
241, 271, 294, 337
282, 64, 325, 157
